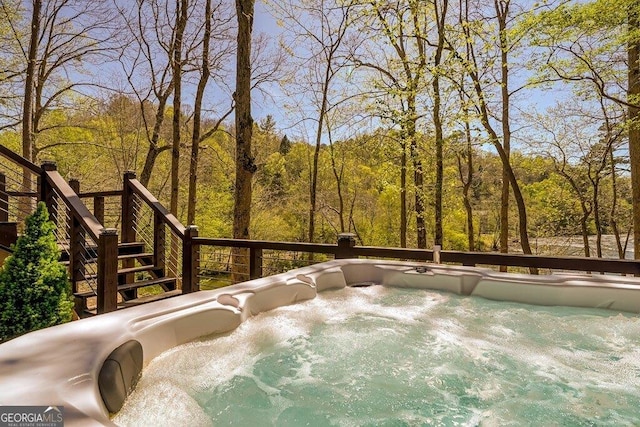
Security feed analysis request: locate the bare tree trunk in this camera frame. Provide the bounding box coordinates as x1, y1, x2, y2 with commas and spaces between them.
362, 1, 425, 248
609, 149, 625, 258
328, 137, 346, 233
20, 0, 41, 217
400, 139, 407, 248
309, 72, 330, 244
628, 3, 640, 260
232, 0, 255, 282
140, 90, 173, 187
187, 0, 212, 226
497, 0, 510, 270
462, 0, 533, 271
170, 0, 188, 217
24, 0, 39, 163
556, 167, 592, 257
433, 0, 448, 247
469, 71, 534, 260
409, 97, 427, 249
458, 104, 475, 251
592, 180, 603, 257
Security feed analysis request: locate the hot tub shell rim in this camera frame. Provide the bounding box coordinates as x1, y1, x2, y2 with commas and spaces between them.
1, 259, 639, 425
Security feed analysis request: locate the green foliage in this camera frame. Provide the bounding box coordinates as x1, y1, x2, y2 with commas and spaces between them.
279, 135, 292, 155
523, 176, 585, 237
0, 203, 73, 342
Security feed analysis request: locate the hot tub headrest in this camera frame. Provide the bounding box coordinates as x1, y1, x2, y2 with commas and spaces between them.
98, 340, 143, 414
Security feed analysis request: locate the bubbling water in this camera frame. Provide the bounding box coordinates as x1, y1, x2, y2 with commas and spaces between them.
114, 286, 640, 426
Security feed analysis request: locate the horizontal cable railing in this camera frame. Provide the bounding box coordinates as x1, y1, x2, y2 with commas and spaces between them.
76, 188, 123, 232
0, 146, 41, 233
49, 185, 99, 304
194, 238, 339, 287
193, 234, 640, 288
0, 145, 42, 174
41, 163, 118, 314
123, 173, 190, 294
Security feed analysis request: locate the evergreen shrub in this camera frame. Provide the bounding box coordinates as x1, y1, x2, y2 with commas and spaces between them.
0, 202, 73, 341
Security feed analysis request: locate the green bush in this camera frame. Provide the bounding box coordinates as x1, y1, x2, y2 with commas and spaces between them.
0, 202, 73, 341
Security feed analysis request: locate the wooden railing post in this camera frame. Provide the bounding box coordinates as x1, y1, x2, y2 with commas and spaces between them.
182, 225, 199, 293
121, 171, 136, 243
69, 178, 79, 194
97, 228, 119, 314
94, 196, 105, 225
67, 177, 84, 291
154, 210, 166, 271
336, 233, 357, 259
0, 173, 7, 222
250, 248, 263, 279
40, 161, 57, 223
69, 216, 85, 294
433, 245, 441, 264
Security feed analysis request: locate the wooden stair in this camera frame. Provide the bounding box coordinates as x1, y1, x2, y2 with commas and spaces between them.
74, 241, 180, 318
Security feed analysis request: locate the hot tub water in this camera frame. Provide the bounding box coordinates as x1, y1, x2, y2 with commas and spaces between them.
115, 286, 640, 426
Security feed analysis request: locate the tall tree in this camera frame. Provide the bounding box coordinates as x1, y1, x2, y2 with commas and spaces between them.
170, 0, 189, 216
531, 0, 640, 258
5, 0, 115, 218
529, 99, 626, 258
118, 0, 176, 187
188, 0, 214, 225
496, 0, 511, 262
19, 0, 42, 218
454, 0, 535, 261
269, 0, 355, 244
629, 1, 640, 259
22, 0, 41, 164
186, 0, 235, 225
232, 0, 255, 280
433, 0, 449, 247
353, 0, 429, 248
6, 0, 116, 161
453, 95, 477, 251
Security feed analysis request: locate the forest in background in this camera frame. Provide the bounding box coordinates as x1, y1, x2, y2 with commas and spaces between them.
0, 0, 639, 259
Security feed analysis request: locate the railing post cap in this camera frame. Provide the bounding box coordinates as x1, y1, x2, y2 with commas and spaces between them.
186, 225, 199, 237
124, 171, 137, 179
100, 228, 118, 235
41, 160, 57, 171
337, 233, 356, 251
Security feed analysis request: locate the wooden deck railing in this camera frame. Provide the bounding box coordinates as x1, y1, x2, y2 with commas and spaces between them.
193, 233, 640, 289
0, 145, 42, 175
121, 172, 200, 293
0, 145, 41, 226
40, 162, 119, 313
3, 144, 640, 318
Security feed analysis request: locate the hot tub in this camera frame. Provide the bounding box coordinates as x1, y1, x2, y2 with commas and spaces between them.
1, 260, 640, 425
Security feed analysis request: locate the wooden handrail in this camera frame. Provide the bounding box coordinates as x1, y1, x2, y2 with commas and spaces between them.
194, 237, 339, 254
193, 237, 640, 275
44, 170, 103, 241
352, 246, 434, 261
437, 250, 640, 275
78, 190, 122, 198
0, 145, 42, 174
127, 178, 186, 237
354, 246, 640, 274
